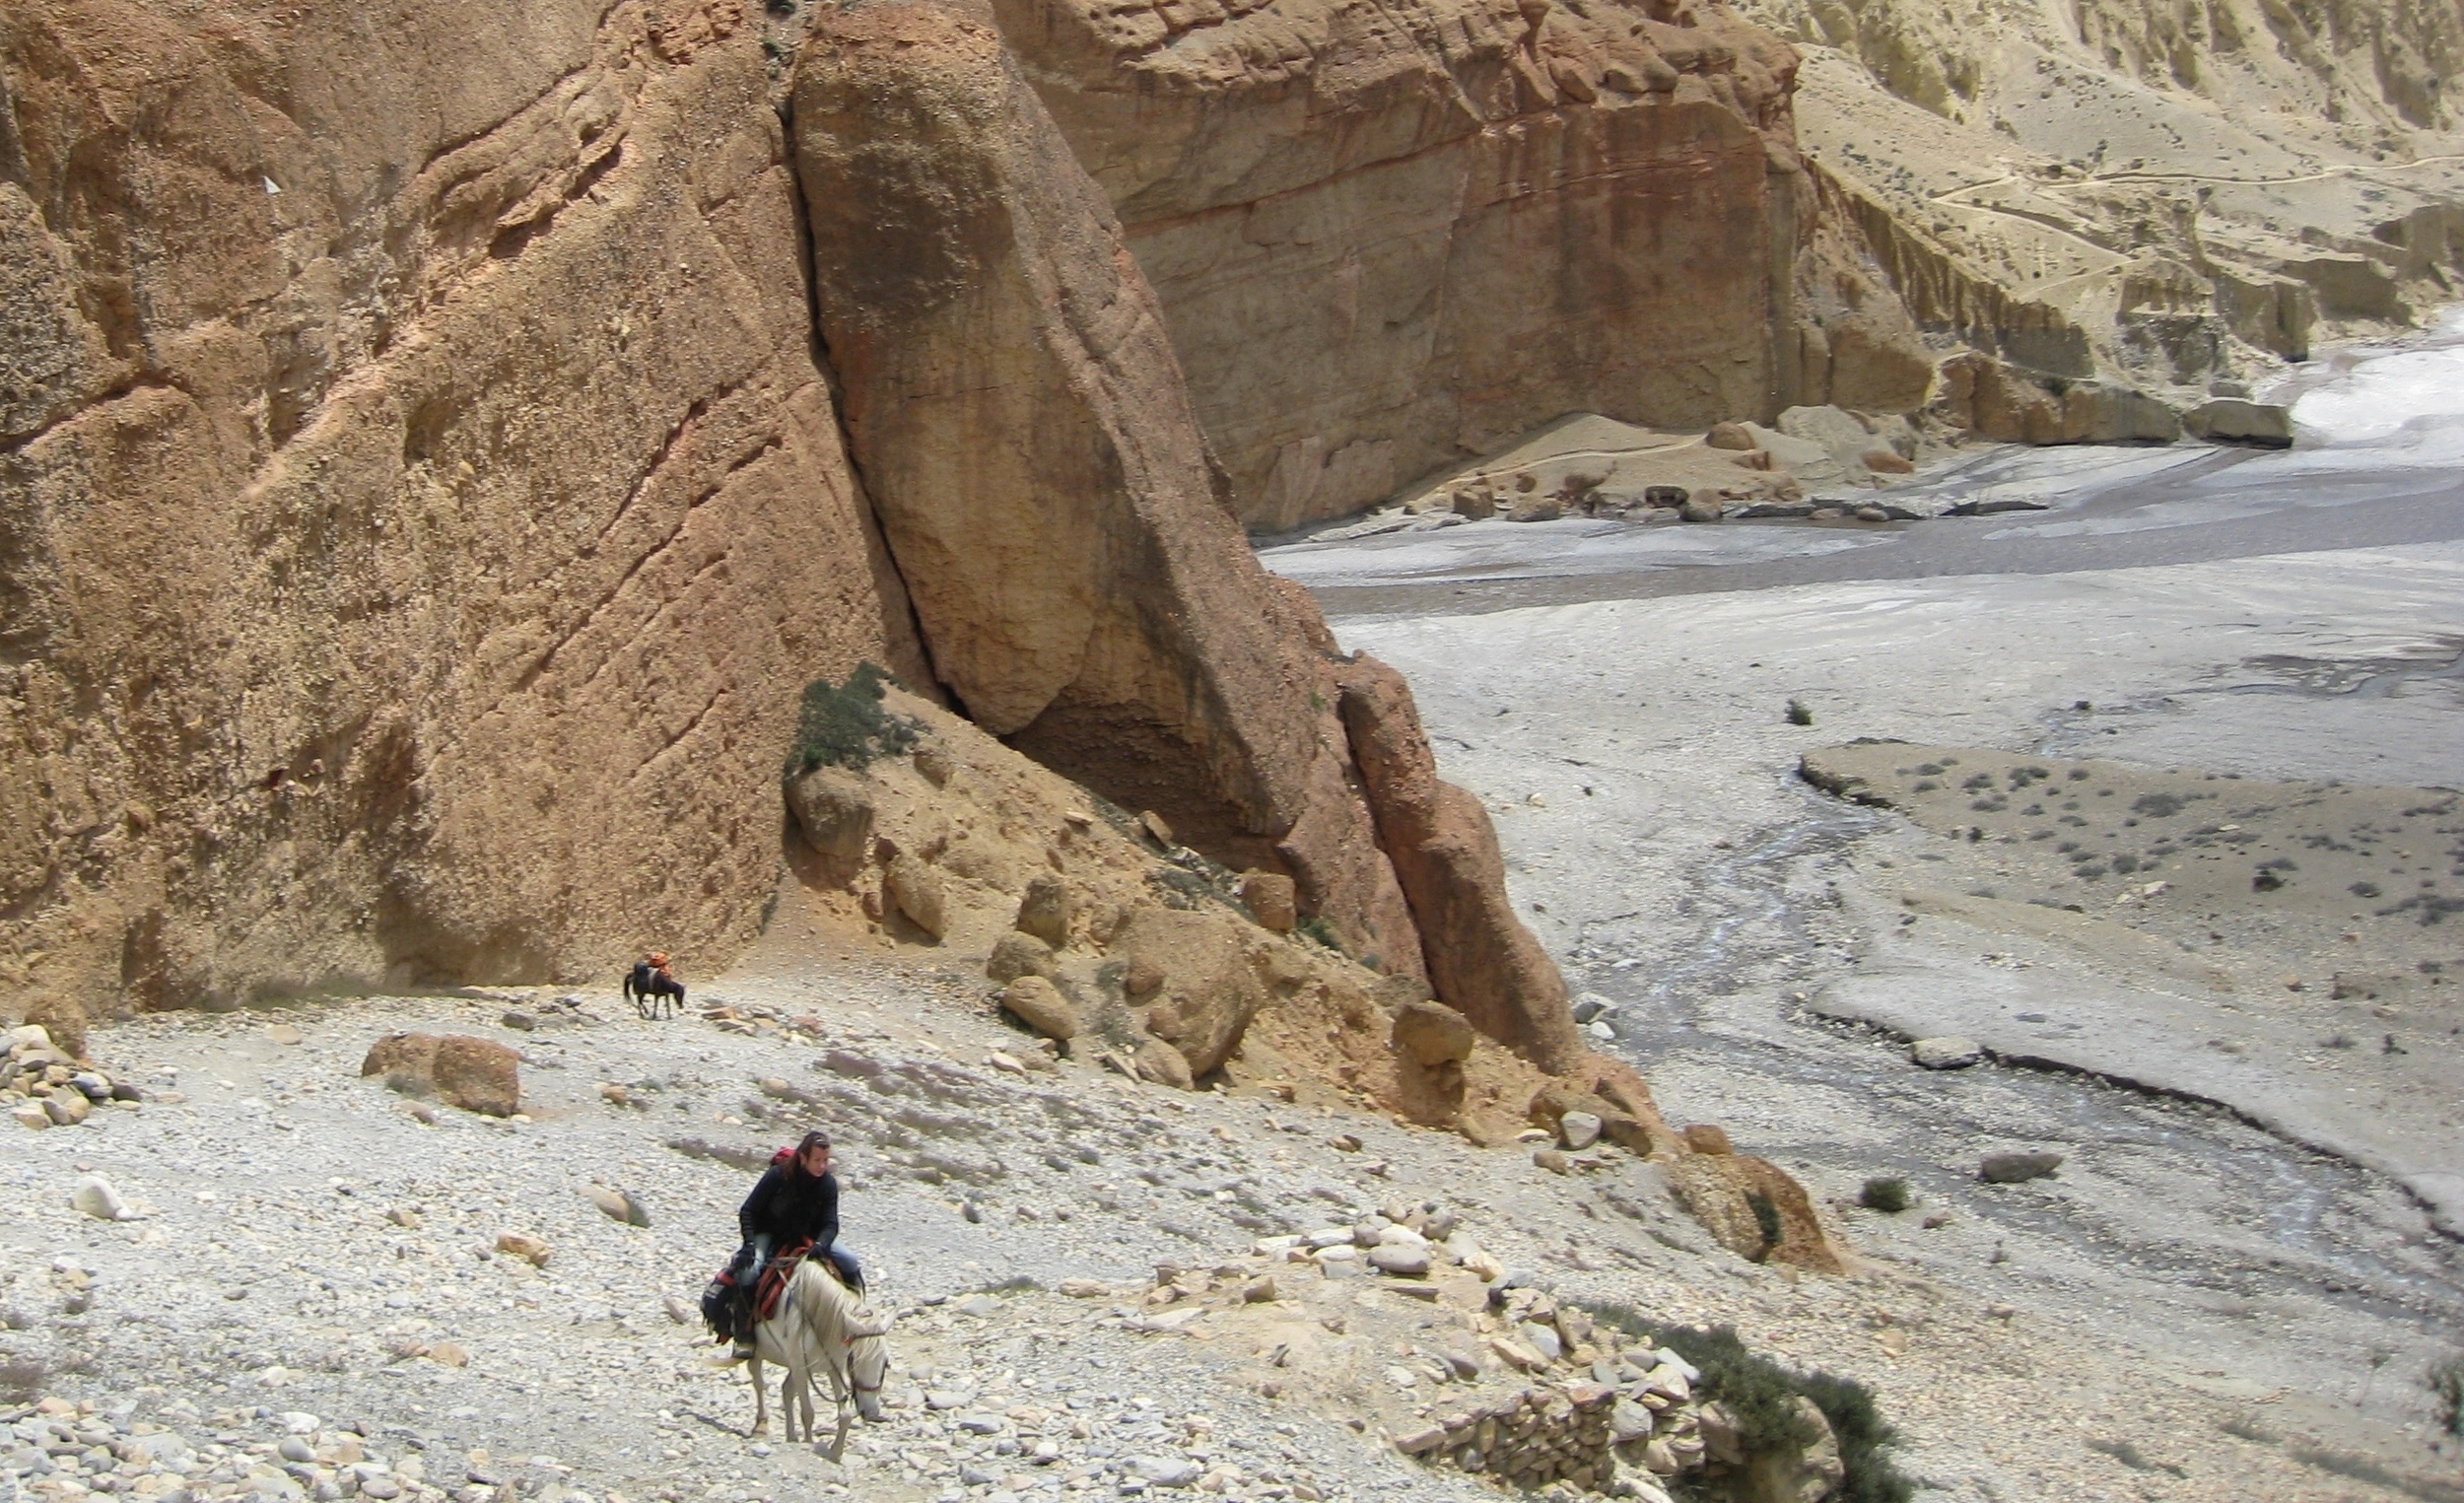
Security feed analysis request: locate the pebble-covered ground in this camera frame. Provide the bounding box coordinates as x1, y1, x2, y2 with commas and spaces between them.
7, 952, 2456, 1503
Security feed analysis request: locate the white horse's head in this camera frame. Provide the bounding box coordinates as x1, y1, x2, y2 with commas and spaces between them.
846, 1320, 891, 1401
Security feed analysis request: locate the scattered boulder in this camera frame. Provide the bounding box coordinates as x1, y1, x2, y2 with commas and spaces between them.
1138, 810, 1177, 850
10, 1103, 47, 1130
1240, 871, 1297, 933
1115, 907, 1266, 1074
1131, 1037, 1196, 1090
586, 1187, 650, 1227
1979, 1150, 2064, 1184
883, 852, 948, 940
1570, 991, 1615, 1024
986, 931, 1058, 985
1391, 1000, 1476, 1067
1558, 1111, 1603, 1150
1368, 1243, 1431, 1276
785, 766, 875, 863
1911, 1035, 1983, 1069
913, 740, 955, 786
1682, 1124, 1733, 1155
1862, 448, 1914, 474
1506, 494, 1563, 523
1014, 872, 1073, 947
1678, 496, 1723, 523
1705, 421, 1756, 450
2185, 397, 2293, 447
1000, 976, 1080, 1042
43, 1091, 91, 1127
494, 1233, 552, 1266
71, 1174, 126, 1221
362, 1033, 521, 1118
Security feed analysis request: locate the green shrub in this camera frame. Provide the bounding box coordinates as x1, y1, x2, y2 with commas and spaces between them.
1785, 699, 1814, 726
2431, 1354, 2464, 1439
1860, 1177, 1911, 1213
785, 662, 918, 775
1295, 915, 1342, 952
1585, 1317, 1916, 1503
1745, 1191, 1782, 1258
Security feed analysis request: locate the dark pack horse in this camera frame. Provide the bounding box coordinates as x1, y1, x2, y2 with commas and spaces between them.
625, 961, 685, 1020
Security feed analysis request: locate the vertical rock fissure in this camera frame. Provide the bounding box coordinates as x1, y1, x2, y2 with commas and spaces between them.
777, 92, 958, 716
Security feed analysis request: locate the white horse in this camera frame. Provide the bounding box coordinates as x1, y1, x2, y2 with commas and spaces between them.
716, 1257, 891, 1457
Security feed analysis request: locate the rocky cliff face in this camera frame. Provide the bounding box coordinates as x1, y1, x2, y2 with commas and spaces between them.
0, 0, 1583, 1073
995, 0, 1823, 529
1744, 0, 2464, 433
1, 0, 930, 1009
790, 0, 1579, 1064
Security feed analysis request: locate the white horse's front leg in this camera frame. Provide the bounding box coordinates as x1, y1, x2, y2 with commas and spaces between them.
748, 1353, 771, 1438
778, 1368, 803, 1443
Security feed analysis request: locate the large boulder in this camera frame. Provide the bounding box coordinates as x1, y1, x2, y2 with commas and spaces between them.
1112, 907, 1266, 1076
999, 975, 1080, 1041
2185, 398, 2293, 447
1391, 1001, 1476, 1067
882, 853, 947, 941
1014, 873, 1072, 948
787, 767, 876, 864
362, 1033, 520, 1118
1666, 1151, 1845, 1273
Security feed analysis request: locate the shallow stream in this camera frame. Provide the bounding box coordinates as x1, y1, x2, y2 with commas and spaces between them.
1270, 314, 2464, 1442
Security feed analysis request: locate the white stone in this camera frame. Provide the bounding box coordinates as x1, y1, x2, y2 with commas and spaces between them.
69, 1175, 125, 1221
1559, 1111, 1603, 1150
1125, 1457, 1201, 1487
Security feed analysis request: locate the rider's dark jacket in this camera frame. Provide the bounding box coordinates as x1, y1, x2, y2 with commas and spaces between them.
738, 1160, 840, 1252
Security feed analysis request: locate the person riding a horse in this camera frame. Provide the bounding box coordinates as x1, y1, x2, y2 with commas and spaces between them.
730, 1129, 861, 1354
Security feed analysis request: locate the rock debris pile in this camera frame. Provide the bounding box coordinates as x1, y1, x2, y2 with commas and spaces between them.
6, 1025, 138, 1130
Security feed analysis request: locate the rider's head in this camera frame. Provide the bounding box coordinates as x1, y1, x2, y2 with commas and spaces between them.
795, 1129, 832, 1178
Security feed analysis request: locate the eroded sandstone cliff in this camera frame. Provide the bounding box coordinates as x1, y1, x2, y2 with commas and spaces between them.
996, 0, 1826, 528
0, 0, 1586, 1077
2, 0, 930, 1008
1744, 0, 2464, 434
789, 0, 1581, 1066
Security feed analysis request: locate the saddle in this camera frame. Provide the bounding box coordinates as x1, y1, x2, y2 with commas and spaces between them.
701, 1239, 856, 1344
751, 1238, 815, 1324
